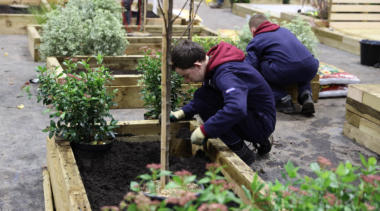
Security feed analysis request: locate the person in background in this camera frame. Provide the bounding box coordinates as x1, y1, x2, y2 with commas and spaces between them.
244, 14, 319, 114
122, 0, 147, 25
166, 40, 276, 165
210, 0, 224, 9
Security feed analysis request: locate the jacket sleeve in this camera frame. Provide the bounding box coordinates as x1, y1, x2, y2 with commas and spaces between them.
181, 100, 198, 119
202, 71, 249, 138
244, 40, 261, 72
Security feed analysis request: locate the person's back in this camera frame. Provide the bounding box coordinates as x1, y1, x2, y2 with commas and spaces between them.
244, 14, 319, 115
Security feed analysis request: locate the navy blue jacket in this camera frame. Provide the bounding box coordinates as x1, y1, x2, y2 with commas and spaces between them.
245, 27, 315, 72
182, 43, 276, 138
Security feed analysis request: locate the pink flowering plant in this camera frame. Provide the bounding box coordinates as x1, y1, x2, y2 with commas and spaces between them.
137, 46, 195, 119
23, 54, 119, 144
101, 154, 380, 210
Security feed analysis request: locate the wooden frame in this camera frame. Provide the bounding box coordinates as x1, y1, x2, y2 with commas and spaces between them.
27, 25, 217, 62
45, 120, 271, 210
328, 0, 380, 29
0, 0, 51, 35
46, 56, 202, 109
285, 74, 320, 104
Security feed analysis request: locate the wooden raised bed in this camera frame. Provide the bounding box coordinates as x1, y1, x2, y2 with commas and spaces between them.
46, 55, 202, 109
44, 120, 271, 211
28, 24, 217, 62
0, 0, 50, 34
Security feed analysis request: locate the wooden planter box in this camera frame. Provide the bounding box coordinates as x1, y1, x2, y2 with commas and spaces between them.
0, 0, 51, 34
28, 24, 217, 62
46, 55, 202, 109
43, 120, 271, 211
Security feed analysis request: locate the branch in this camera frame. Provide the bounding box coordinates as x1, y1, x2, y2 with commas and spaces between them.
172, 0, 203, 47
171, 0, 189, 24
158, 0, 168, 32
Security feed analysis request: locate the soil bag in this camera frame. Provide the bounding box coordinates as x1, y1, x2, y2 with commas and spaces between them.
319, 84, 348, 98
318, 62, 360, 85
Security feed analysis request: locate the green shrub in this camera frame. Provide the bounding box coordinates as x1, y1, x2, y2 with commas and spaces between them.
23, 55, 119, 144
27, 1, 61, 25
38, 0, 128, 60
137, 47, 194, 119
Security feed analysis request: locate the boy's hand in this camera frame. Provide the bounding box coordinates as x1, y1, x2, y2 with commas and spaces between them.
190, 127, 208, 146
159, 110, 185, 124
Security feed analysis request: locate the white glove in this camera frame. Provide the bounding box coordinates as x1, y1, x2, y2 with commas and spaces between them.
191, 127, 207, 146
170, 110, 185, 121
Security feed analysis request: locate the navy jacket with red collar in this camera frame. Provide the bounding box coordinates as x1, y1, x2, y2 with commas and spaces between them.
182, 42, 276, 138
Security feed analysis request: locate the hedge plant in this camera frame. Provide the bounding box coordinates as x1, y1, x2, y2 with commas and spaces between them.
38, 0, 128, 60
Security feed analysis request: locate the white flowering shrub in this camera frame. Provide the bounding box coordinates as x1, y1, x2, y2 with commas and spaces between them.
38, 0, 128, 60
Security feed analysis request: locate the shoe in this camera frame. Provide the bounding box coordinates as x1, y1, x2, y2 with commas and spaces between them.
29, 78, 39, 84
298, 90, 315, 114
250, 137, 272, 156
228, 141, 256, 165
210, 3, 223, 8
275, 95, 296, 114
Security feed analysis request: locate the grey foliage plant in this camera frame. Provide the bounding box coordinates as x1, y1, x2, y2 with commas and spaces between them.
38, 0, 128, 60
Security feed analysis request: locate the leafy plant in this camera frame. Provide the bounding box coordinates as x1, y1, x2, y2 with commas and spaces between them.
27, 1, 61, 24
23, 54, 119, 144
192, 34, 236, 52
137, 47, 194, 119
38, 0, 128, 60
101, 155, 380, 210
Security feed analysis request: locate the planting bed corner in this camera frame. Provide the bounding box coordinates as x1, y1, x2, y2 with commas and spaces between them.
46, 55, 202, 109
44, 120, 271, 210
0, 0, 51, 35
28, 24, 217, 62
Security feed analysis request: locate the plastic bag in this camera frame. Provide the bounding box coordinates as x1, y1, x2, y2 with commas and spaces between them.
318, 62, 360, 85
319, 84, 348, 98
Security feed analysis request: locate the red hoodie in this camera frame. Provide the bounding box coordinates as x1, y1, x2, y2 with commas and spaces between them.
254, 21, 280, 37
205, 41, 245, 78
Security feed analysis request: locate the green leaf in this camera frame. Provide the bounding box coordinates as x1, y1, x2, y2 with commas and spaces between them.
336, 163, 345, 177
184, 175, 197, 184
50, 120, 56, 128
137, 174, 151, 181
368, 157, 377, 166
164, 181, 179, 189
197, 177, 211, 184
242, 185, 253, 200
158, 170, 171, 177
130, 181, 140, 192
60, 112, 66, 119
42, 109, 51, 114
127, 204, 137, 211
310, 162, 321, 173
359, 153, 367, 167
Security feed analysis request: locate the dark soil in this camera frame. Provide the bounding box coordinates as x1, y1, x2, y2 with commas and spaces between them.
71, 69, 141, 75
176, 128, 193, 141
73, 140, 212, 210
0, 5, 38, 14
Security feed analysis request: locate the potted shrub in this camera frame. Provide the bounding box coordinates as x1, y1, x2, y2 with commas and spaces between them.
23, 54, 119, 151
137, 47, 196, 119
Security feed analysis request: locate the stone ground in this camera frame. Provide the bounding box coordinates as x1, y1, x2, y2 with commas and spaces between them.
1, 1, 380, 210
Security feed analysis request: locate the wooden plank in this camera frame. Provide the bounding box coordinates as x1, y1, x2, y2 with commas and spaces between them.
345, 110, 361, 128
346, 110, 380, 138
190, 121, 271, 209
329, 22, 380, 29
348, 84, 380, 112
47, 136, 68, 211
0, 14, 37, 35
114, 120, 190, 136
330, 14, 380, 21
331, 5, 380, 12
108, 83, 202, 109
347, 84, 364, 103
54, 139, 91, 211
27, 26, 42, 62
286, 75, 320, 104
343, 121, 380, 155
332, 0, 380, 3
0, 0, 41, 5
43, 168, 54, 211
346, 98, 380, 126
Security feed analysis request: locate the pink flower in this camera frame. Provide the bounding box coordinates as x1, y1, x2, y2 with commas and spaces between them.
288, 186, 299, 192
317, 156, 332, 166
365, 203, 376, 211
100, 206, 119, 211
198, 203, 228, 211
65, 57, 71, 60
206, 163, 220, 170
165, 196, 179, 205
324, 193, 336, 206
72, 58, 78, 62
210, 180, 227, 186
178, 192, 197, 206
282, 190, 291, 197
223, 183, 235, 190
174, 170, 193, 176
146, 163, 161, 170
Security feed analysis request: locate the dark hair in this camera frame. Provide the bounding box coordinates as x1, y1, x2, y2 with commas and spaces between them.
171, 39, 206, 70
249, 14, 268, 29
